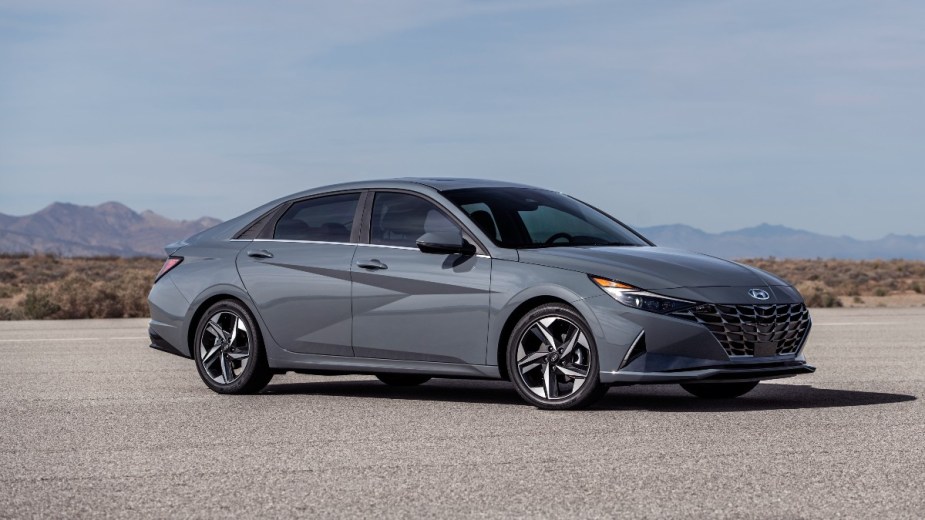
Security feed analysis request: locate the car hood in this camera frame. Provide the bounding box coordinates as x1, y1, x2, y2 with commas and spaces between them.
517, 246, 788, 290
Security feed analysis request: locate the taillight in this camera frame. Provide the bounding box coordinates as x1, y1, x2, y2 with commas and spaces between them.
154, 257, 183, 283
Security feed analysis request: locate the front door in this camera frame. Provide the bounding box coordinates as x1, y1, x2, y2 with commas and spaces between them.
351, 191, 491, 365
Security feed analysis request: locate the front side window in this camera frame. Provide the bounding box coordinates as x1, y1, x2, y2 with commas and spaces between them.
444, 188, 649, 249
274, 193, 359, 242
370, 192, 459, 248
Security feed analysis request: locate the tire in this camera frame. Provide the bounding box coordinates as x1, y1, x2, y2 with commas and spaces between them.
680, 381, 759, 399
193, 299, 273, 394
376, 374, 432, 386
506, 303, 607, 410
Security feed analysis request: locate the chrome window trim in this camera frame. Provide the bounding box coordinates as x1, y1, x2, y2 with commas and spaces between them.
357, 243, 418, 251
359, 242, 490, 258
250, 238, 357, 246
231, 238, 490, 258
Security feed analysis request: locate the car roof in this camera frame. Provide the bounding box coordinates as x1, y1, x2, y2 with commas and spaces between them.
292, 177, 538, 195
392, 177, 537, 191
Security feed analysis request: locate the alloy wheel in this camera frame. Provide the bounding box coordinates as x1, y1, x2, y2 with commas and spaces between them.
515, 315, 591, 401
199, 310, 251, 384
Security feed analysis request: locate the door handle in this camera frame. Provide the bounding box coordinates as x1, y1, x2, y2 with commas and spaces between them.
356, 259, 388, 270
247, 249, 274, 259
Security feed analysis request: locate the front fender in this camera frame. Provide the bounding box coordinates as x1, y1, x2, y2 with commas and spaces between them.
486, 261, 607, 370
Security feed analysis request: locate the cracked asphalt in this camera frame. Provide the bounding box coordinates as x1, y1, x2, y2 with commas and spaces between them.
1, 308, 923, 519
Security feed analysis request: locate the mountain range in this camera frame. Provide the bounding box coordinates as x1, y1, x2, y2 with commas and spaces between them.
1, 202, 923, 260
639, 223, 925, 261
0, 202, 221, 257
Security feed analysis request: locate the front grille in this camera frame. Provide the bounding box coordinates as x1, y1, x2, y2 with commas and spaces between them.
673, 303, 811, 357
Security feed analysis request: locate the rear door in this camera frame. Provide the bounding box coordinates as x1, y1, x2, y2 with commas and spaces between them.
350, 191, 492, 365
237, 191, 363, 356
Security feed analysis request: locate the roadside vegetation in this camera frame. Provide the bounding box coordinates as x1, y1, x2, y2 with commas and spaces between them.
741, 258, 925, 308
1, 254, 924, 320
0, 254, 161, 320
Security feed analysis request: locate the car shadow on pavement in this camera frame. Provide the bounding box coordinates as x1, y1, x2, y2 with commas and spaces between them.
263, 378, 916, 411
264, 379, 524, 405
592, 383, 916, 412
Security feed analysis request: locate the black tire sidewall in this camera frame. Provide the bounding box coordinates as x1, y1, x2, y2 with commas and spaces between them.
506, 303, 605, 410
193, 300, 268, 394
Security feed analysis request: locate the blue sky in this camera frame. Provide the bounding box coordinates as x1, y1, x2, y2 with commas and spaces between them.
1, 0, 922, 239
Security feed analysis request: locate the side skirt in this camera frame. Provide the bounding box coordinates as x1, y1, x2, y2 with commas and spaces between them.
266, 350, 502, 380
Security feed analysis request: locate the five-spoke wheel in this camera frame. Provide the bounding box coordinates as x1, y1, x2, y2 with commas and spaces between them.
200, 310, 250, 384
194, 300, 272, 394
508, 303, 606, 409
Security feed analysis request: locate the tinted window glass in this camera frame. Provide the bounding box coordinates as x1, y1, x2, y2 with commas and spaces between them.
235, 207, 278, 240
443, 188, 649, 249
459, 202, 500, 242
371, 192, 459, 247
274, 193, 359, 242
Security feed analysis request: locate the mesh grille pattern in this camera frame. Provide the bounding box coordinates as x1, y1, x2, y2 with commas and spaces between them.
673, 303, 810, 357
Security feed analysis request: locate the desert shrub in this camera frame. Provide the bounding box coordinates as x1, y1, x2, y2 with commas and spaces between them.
853, 296, 864, 304
54, 274, 125, 319
742, 258, 925, 302
0, 285, 21, 298
804, 290, 843, 308
114, 270, 154, 317
19, 289, 60, 319
795, 280, 843, 308
0, 306, 24, 320
0, 255, 161, 319
54, 275, 93, 319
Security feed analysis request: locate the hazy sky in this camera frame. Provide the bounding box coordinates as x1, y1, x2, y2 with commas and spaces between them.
1, 0, 922, 239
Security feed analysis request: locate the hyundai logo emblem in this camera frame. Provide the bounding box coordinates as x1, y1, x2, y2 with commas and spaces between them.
748, 288, 771, 300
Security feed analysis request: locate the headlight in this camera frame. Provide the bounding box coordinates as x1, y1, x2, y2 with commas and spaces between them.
591, 276, 696, 314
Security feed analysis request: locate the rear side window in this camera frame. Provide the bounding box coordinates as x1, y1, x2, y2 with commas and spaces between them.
274, 193, 360, 242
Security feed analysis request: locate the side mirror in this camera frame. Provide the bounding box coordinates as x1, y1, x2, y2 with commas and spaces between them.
416, 232, 476, 255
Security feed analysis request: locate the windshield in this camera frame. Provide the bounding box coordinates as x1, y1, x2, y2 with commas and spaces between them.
442, 187, 651, 249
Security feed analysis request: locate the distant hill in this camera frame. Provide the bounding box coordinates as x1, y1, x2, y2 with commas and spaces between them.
638, 223, 925, 260
0, 202, 221, 257
1, 201, 923, 259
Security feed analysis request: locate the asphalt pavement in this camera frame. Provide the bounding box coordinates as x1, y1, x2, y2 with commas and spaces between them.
1, 308, 923, 519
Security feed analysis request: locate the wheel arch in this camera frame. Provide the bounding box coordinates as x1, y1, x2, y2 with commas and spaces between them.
495, 295, 572, 381
185, 286, 266, 357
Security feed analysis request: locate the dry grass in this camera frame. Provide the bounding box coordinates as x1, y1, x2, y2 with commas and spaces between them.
741, 258, 925, 308
0, 254, 162, 320
2, 254, 924, 320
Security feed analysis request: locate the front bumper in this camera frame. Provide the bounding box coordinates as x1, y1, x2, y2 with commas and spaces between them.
582, 293, 815, 385
600, 360, 815, 385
